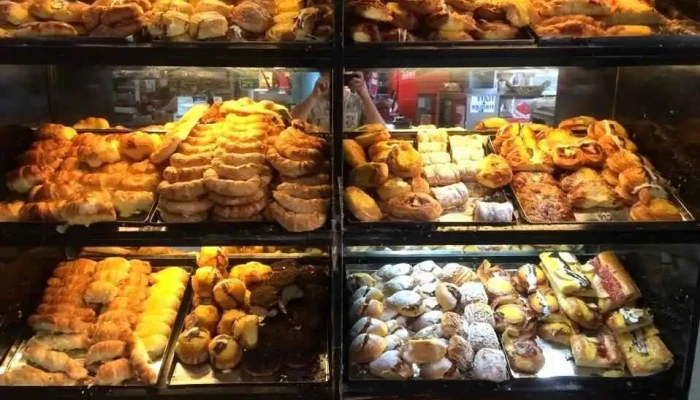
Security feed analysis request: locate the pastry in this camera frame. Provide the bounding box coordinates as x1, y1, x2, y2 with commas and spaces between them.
476, 154, 513, 189
501, 328, 544, 374
605, 149, 642, 174
0, 365, 75, 386
435, 282, 463, 312
606, 308, 653, 333
85, 340, 127, 365
422, 164, 461, 186
513, 263, 546, 294
630, 198, 683, 221
343, 139, 367, 169
570, 331, 623, 368
185, 305, 220, 335
463, 302, 495, 326
192, 266, 222, 297
273, 191, 329, 214
568, 181, 623, 209
84, 281, 119, 304
528, 289, 560, 316
350, 317, 389, 338
175, 327, 211, 365
552, 145, 586, 170
31, 333, 90, 351
229, 261, 272, 285
208, 334, 243, 370
586, 251, 641, 313
28, 314, 94, 334
375, 263, 411, 280
616, 326, 673, 376
430, 183, 469, 210
419, 358, 458, 380
461, 282, 488, 304
467, 322, 499, 352
157, 179, 207, 201
93, 358, 134, 385
7, 165, 52, 193
441, 263, 476, 285
377, 177, 412, 201
213, 279, 246, 310
538, 313, 579, 345
23, 341, 88, 380
385, 290, 424, 317
385, 192, 442, 221
493, 303, 535, 333
344, 186, 382, 222
474, 201, 513, 222
266, 147, 319, 178
401, 338, 447, 364
367, 350, 412, 379
539, 252, 592, 296
472, 348, 508, 382
386, 142, 422, 178
349, 162, 389, 188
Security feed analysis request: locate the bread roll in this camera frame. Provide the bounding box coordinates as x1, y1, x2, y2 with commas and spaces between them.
343, 139, 367, 168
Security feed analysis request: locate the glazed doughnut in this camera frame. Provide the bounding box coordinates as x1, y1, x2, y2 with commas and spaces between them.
265, 201, 327, 232
204, 169, 265, 197
273, 191, 330, 213
212, 160, 271, 180
157, 179, 207, 201
163, 166, 209, 183
215, 152, 266, 166
280, 172, 331, 186
119, 173, 160, 192
275, 183, 331, 199
179, 142, 218, 155
160, 209, 209, 223
211, 196, 269, 219
209, 188, 268, 206
220, 140, 265, 154
159, 197, 214, 214
170, 152, 216, 168
266, 148, 320, 178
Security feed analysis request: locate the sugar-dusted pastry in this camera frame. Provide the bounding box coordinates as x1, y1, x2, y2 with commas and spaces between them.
367, 350, 412, 379
350, 333, 387, 364
467, 322, 499, 352
473, 201, 513, 223
430, 182, 469, 210
472, 348, 508, 382
463, 302, 495, 326
385, 290, 425, 317
422, 164, 461, 186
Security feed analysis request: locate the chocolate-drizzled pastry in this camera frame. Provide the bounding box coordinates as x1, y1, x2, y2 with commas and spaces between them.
269, 260, 300, 287
208, 334, 243, 370
175, 327, 211, 365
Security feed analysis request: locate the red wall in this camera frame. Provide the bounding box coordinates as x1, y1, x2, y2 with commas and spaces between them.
390, 69, 451, 125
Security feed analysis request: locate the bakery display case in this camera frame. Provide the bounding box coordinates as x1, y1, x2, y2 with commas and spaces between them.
1, 4, 700, 399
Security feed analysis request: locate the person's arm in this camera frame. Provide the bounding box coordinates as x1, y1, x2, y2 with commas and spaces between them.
348, 76, 385, 126
291, 76, 329, 121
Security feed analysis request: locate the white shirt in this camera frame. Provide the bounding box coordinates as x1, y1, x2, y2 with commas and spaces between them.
307, 89, 365, 131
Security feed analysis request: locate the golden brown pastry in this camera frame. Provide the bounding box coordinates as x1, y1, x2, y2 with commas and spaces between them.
0, 364, 75, 386
193, 266, 222, 297
588, 119, 628, 140
230, 1, 273, 33
397, 0, 444, 15
185, 305, 220, 338
14, 21, 78, 37
385, 192, 442, 221
6, 165, 52, 193
377, 177, 411, 201
568, 180, 623, 209
343, 139, 368, 169
85, 340, 126, 365
344, 186, 382, 222
350, 0, 392, 21
61, 192, 117, 226
23, 341, 88, 380
213, 279, 246, 309
606, 308, 653, 333
558, 116, 596, 131
570, 331, 623, 368
349, 162, 389, 188
273, 191, 329, 214
386, 142, 422, 178
353, 125, 391, 148
175, 327, 211, 365
265, 201, 327, 232
586, 251, 642, 313
386, 2, 418, 29
93, 358, 133, 385
476, 154, 513, 189
266, 147, 319, 178
0, 200, 24, 221
74, 117, 109, 130
425, 10, 476, 31
528, 289, 560, 316
616, 326, 673, 376
512, 263, 546, 294
501, 328, 544, 374
157, 178, 207, 201
208, 334, 243, 370
630, 198, 683, 221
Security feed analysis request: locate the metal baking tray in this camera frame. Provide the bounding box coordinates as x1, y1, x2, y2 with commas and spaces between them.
349, 29, 535, 46
0, 37, 135, 44
345, 131, 516, 226
510, 180, 695, 224
167, 260, 330, 386
343, 244, 589, 259
0, 262, 193, 387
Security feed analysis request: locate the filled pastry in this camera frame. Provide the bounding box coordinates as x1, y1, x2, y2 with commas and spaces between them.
570, 331, 623, 368
606, 308, 653, 333
501, 328, 544, 374
615, 326, 673, 376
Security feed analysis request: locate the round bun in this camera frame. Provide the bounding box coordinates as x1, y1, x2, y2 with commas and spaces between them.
175, 327, 211, 365
208, 334, 243, 370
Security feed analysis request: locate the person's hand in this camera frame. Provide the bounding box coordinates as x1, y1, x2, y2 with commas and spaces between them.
348, 76, 370, 99
312, 76, 330, 98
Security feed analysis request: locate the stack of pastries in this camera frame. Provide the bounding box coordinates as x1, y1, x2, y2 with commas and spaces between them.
343, 124, 513, 223
0, 257, 189, 386
497, 118, 684, 222
347, 261, 509, 381
175, 247, 328, 375
1, 118, 164, 224
265, 122, 331, 232
531, 0, 663, 38
0, 0, 334, 41
349, 0, 533, 42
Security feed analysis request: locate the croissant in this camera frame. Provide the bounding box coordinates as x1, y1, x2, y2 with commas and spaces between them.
605, 149, 642, 174
630, 198, 683, 221
93, 358, 134, 385
23, 341, 88, 380
84, 281, 119, 304
130, 338, 158, 385
476, 154, 513, 189
588, 119, 628, 140
28, 314, 94, 334
77, 137, 121, 168
0, 200, 24, 221
91, 322, 133, 344
7, 165, 52, 193
265, 201, 326, 232
85, 340, 127, 365
385, 192, 443, 221
31, 333, 90, 351
0, 365, 75, 386
35, 304, 96, 322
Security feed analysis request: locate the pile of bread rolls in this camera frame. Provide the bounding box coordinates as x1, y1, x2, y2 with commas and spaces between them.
175, 247, 328, 375
0, 257, 189, 386
348, 0, 532, 43
1, 117, 165, 225
347, 261, 509, 381
0, 0, 333, 41
342, 124, 514, 223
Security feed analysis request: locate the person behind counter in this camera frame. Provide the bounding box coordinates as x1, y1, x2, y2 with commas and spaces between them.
291, 72, 385, 131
